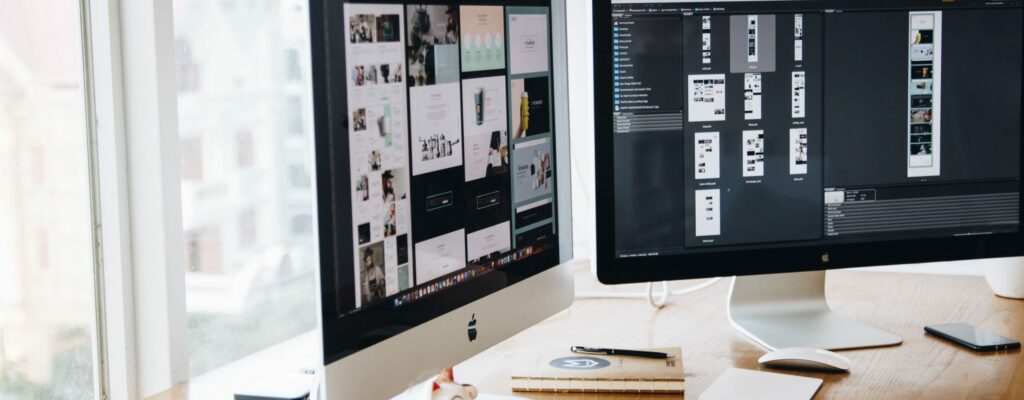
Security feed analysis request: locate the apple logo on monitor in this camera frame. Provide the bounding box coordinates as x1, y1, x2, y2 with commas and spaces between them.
467, 314, 478, 342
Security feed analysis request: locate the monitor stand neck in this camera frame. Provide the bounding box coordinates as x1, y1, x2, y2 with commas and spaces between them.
727, 270, 902, 351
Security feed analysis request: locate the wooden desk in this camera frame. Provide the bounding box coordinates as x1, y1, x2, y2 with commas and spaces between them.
455, 266, 1024, 399
148, 265, 1024, 399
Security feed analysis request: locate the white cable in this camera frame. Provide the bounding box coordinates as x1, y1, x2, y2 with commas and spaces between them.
647, 281, 669, 308
576, 277, 724, 309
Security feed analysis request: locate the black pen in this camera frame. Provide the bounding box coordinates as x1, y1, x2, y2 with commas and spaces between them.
570, 346, 675, 359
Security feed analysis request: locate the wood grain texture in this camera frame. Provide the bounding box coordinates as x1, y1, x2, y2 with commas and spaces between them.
453, 265, 1024, 400
146, 263, 1024, 399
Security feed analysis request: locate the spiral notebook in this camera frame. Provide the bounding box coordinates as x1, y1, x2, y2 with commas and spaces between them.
509, 347, 684, 394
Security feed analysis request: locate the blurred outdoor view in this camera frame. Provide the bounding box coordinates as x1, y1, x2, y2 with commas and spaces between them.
173, 0, 318, 377
2, 0, 326, 392
0, 1, 98, 399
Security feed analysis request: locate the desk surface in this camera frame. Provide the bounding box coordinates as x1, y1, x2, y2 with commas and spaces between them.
148, 265, 1024, 399
454, 267, 1024, 400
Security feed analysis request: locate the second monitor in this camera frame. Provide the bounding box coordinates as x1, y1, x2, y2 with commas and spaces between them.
593, 0, 1024, 350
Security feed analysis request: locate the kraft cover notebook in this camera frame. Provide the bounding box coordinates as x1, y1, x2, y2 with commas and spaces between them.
510, 347, 684, 394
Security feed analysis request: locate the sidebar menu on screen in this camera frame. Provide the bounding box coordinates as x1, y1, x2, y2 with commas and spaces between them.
612, 9, 684, 132
611, 8, 690, 257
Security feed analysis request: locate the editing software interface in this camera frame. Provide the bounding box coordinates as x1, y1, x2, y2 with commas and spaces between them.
610, 0, 1023, 257
337, 2, 558, 314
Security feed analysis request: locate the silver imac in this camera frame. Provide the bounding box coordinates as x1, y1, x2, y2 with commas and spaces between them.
308, 0, 573, 398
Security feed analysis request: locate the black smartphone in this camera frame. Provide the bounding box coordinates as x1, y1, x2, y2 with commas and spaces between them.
924, 323, 1021, 351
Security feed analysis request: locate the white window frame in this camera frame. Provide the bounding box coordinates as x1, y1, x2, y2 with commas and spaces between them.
84, 0, 190, 398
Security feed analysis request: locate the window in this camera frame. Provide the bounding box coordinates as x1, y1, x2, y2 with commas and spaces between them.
290, 214, 313, 236
236, 130, 255, 168
239, 209, 257, 246
288, 164, 311, 188
174, 0, 317, 378
36, 231, 50, 268
286, 96, 304, 136
177, 39, 201, 92
180, 137, 204, 181
285, 49, 302, 82
185, 228, 223, 274
0, 1, 98, 398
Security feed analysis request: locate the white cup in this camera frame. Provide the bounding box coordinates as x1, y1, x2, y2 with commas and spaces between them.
984, 257, 1024, 299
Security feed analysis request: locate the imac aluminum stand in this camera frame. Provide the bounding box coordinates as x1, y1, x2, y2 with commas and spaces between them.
727, 270, 902, 351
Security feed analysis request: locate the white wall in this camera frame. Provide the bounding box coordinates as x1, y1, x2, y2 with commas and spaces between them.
563, 1, 989, 277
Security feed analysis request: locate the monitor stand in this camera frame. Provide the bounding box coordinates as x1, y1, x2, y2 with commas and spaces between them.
727, 270, 903, 351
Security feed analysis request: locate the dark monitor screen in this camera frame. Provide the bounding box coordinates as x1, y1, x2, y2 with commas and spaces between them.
594, 0, 1024, 282
312, 0, 562, 362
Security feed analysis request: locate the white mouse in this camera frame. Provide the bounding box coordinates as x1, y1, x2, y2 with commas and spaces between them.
757, 347, 852, 372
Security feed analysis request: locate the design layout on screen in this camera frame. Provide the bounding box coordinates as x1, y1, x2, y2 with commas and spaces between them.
791, 71, 805, 118
510, 77, 551, 138
513, 137, 554, 203
463, 75, 509, 182
338, 2, 558, 311
743, 130, 765, 178
695, 131, 720, 180
744, 73, 762, 120
695, 189, 721, 237
729, 14, 776, 73
407, 5, 460, 86
345, 3, 413, 308
688, 74, 726, 122
608, 2, 1022, 259
702, 15, 712, 64
460, 5, 506, 72
790, 128, 808, 175
907, 11, 942, 178
508, 12, 549, 74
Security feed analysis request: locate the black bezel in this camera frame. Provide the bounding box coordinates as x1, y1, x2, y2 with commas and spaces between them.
311, 0, 561, 364
591, 0, 1024, 285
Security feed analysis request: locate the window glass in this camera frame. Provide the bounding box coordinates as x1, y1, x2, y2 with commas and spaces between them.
0, 1, 97, 398
173, 0, 318, 377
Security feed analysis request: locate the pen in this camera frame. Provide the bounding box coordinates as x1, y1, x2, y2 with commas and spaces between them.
570, 346, 675, 359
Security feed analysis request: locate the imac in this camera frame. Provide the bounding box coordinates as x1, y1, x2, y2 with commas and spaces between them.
309, 0, 573, 398
593, 0, 1024, 350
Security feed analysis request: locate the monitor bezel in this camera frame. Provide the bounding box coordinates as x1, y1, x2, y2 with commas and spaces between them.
592, 0, 1024, 285
311, 0, 571, 364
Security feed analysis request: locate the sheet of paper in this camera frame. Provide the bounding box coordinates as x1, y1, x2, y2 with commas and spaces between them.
699, 368, 821, 400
